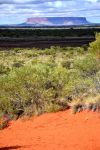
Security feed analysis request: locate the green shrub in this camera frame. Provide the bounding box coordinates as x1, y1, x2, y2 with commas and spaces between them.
62, 69, 93, 98
11, 48, 21, 53
61, 60, 73, 69
88, 33, 100, 58
12, 60, 24, 68
0, 43, 99, 117
0, 64, 10, 74
93, 71, 100, 93
73, 54, 99, 76
0, 63, 69, 116
25, 52, 39, 58
38, 46, 59, 56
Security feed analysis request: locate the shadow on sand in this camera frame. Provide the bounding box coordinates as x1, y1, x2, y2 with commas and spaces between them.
0, 145, 27, 150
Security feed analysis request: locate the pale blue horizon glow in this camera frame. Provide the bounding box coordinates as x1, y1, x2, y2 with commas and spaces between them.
0, 0, 100, 25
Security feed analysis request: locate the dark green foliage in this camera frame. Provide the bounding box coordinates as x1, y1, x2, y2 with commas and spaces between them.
0, 28, 100, 38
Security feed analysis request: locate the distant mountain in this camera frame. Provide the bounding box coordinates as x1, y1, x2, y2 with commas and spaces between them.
19, 17, 90, 26
0, 17, 100, 28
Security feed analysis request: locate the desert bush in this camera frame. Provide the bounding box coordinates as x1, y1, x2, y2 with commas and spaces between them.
25, 51, 39, 58
63, 69, 94, 98
12, 60, 24, 68
0, 64, 10, 74
0, 41, 100, 118
0, 63, 69, 116
61, 59, 73, 69
11, 48, 21, 53
42, 47, 56, 55
73, 54, 99, 76
93, 71, 100, 93
88, 33, 100, 58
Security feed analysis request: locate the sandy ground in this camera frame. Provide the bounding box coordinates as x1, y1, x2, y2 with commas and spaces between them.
0, 110, 100, 150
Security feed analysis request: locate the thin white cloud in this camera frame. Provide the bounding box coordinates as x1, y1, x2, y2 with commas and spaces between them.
86, 0, 98, 3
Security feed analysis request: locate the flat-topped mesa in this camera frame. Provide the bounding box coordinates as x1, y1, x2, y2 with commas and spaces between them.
25, 17, 90, 26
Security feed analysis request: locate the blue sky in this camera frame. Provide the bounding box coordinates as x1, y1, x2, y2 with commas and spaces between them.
0, 0, 100, 24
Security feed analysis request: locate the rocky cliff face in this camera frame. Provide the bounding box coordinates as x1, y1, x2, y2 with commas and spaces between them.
23, 17, 90, 26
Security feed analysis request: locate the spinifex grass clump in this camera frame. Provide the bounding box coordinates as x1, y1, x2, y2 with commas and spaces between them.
0, 34, 100, 119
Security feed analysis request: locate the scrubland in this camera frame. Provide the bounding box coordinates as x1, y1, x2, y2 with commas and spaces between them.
0, 33, 100, 124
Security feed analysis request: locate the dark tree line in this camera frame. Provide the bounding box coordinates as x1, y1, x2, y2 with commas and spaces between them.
0, 28, 100, 38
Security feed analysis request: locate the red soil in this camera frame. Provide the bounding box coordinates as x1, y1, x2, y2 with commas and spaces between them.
0, 110, 100, 150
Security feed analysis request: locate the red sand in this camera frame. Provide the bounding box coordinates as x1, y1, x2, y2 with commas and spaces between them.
0, 110, 100, 150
